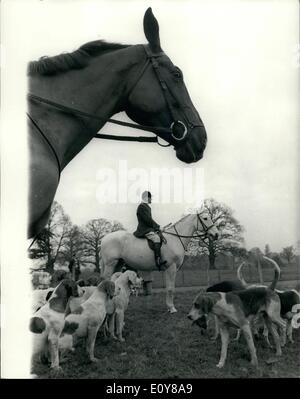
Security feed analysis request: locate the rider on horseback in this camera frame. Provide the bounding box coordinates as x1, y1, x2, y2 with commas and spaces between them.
133, 191, 167, 271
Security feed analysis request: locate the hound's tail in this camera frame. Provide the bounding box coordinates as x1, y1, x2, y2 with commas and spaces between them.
294, 282, 300, 294
99, 258, 104, 277
263, 256, 280, 290
236, 262, 248, 287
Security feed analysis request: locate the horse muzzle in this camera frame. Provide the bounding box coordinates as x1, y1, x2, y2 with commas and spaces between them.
174, 125, 207, 164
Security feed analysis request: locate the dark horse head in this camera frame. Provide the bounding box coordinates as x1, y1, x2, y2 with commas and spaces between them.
125, 8, 207, 163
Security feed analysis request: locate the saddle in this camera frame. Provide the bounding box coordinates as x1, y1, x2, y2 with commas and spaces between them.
146, 231, 167, 251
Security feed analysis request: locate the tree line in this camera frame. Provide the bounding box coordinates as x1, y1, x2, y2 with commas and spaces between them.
29, 201, 124, 274
29, 199, 298, 275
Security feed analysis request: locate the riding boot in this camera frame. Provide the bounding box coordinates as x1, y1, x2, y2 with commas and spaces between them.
153, 243, 167, 271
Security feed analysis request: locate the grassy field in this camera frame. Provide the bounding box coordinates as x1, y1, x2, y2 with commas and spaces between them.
32, 289, 300, 379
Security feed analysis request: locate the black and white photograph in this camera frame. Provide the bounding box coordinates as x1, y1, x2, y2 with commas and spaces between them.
1, 0, 299, 381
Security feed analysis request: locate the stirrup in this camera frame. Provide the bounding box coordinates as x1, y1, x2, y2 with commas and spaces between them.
156, 259, 167, 271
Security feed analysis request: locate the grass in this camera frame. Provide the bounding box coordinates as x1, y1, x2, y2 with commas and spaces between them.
32, 289, 300, 379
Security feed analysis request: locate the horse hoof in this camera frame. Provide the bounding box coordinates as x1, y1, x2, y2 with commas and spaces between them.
168, 308, 177, 314
216, 363, 224, 369
89, 357, 99, 363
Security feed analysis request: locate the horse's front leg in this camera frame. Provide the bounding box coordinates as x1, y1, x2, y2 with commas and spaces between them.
165, 264, 177, 314
101, 258, 119, 279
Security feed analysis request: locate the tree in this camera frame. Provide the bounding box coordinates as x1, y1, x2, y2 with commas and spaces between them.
296, 240, 300, 256
58, 224, 86, 273
29, 201, 73, 274
281, 246, 295, 264
187, 198, 245, 269
81, 219, 124, 272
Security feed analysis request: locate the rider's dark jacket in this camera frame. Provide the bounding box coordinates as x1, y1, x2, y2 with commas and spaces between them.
133, 202, 160, 238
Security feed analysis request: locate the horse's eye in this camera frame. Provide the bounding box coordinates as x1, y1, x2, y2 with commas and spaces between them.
173, 67, 183, 80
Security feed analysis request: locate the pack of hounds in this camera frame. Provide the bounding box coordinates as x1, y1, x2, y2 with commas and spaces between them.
30, 256, 300, 374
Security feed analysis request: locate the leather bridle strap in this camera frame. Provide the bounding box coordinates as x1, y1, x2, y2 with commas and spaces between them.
143, 45, 204, 141
27, 93, 172, 138
143, 46, 178, 123
197, 213, 214, 235
173, 225, 187, 251
27, 112, 62, 178
164, 230, 208, 240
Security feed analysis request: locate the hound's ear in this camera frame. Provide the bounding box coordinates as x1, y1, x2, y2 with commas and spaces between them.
45, 290, 54, 301
202, 296, 214, 314
143, 7, 162, 53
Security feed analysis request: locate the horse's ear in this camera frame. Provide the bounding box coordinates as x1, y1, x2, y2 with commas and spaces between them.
143, 7, 162, 53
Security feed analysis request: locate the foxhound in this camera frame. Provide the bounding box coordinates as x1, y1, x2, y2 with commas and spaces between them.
107, 270, 140, 342
59, 279, 115, 362
188, 264, 286, 368
32, 282, 85, 313
237, 257, 300, 344
29, 279, 79, 372
206, 279, 245, 341
130, 276, 144, 297
31, 287, 54, 313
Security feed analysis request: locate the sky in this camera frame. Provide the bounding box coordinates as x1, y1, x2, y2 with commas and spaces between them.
4, 0, 300, 254
0, 0, 299, 378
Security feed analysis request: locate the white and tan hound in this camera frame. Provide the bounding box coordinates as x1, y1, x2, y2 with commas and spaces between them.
29, 279, 79, 372
188, 265, 286, 368
59, 279, 115, 362
237, 257, 300, 344
206, 280, 245, 341
107, 270, 140, 342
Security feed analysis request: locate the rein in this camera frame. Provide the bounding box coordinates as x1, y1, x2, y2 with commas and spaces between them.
27, 93, 172, 146
163, 213, 212, 251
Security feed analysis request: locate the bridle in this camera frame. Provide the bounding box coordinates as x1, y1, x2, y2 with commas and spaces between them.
27, 44, 204, 172
163, 213, 216, 252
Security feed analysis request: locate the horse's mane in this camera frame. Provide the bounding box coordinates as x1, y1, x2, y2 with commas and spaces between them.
166, 213, 191, 230
28, 40, 131, 76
